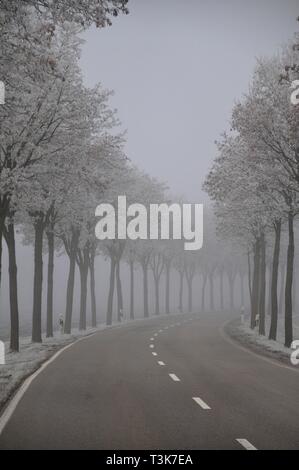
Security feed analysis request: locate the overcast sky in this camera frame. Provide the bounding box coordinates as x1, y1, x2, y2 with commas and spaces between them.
80, 0, 298, 202
1, 0, 299, 332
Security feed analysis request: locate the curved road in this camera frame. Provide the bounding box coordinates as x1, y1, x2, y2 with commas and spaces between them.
0, 313, 299, 450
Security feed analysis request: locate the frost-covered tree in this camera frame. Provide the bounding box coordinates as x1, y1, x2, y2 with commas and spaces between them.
232, 51, 299, 345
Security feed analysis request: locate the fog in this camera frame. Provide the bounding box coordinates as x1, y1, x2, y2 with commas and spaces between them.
0, 0, 297, 336
80, 0, 299, 200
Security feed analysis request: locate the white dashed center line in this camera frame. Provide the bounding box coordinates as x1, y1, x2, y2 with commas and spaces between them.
169, 373, 180, 382
236, 439, 257, 450
192, 397, 211, 410
146, 320, 257, 451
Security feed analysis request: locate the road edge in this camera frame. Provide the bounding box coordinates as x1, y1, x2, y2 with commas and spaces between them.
221, 318, 299, 373
0, 330, 102, 436
0, 311, 186, 436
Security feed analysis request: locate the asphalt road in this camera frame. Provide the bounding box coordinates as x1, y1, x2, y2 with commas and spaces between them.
0, 312, 299, 450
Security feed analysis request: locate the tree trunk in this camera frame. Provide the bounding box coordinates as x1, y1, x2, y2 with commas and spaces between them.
106, 256, 116, 325
0, 227, 2, 298
0, 200, 8, 298
64, 253, 76, 334
267, 265, 272, 316
179, 271, 183, 313
154, 277, 160, 315
46, 230, 54, 338
240, 274, 245, 307
187, 279, 193, 313
247, 250, 252, 310
32, 219, 44, 343
89, 251, 97, 328
79, 261, 88, 331
228, 274, 235, 312
142, 263, 149, 318
130, 260, 134, 320
258, 234, 266, 336
292, 264, 297, 315
201, 274, 207, 312
209, 273, 214, 311
251, 239, 260, 329
219, 269, 224, 311
269, 220, 281, 341
116, 259, 123, 322
165, 262, 170, 314
285, 212, 294, 347
64, 231, 79, 334
279, 264, 285, 316
4, 222, 19, 351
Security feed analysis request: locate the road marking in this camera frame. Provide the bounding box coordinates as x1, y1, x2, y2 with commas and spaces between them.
150, 344, 154, 348
152, 352, 158, 356
169, 373, 180, 382
192, 397, 211, 410
158, 361, 165, 366
150, 337, 154, 341
0, 314, 188, 436
236, 439, 257, 450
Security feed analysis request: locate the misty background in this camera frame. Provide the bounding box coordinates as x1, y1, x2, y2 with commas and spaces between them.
0, 0, 298, 336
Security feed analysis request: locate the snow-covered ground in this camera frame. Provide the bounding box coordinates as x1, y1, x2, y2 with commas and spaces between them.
0, 326, 106, 412
229, 314, 299, 364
